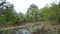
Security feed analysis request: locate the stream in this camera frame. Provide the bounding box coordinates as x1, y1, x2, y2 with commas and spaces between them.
0, 25, 42, 34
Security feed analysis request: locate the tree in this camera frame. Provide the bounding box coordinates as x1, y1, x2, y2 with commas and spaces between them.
38, 3, 60, 24
16, 12, 24, 24
26, 4, 39, 22
0, 0, 17, 25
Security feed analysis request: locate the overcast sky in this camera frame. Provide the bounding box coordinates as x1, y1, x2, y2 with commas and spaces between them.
7, 0, 59, 14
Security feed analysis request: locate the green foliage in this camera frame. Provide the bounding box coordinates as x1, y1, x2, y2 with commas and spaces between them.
0, 1, 60, 25
0, 1, 17, 25
16, 12, 24, 24
25, 3, 60, 24
26, 4, 39, 22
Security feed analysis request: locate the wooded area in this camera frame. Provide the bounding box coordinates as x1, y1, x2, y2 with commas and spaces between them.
0, 0, 60, 25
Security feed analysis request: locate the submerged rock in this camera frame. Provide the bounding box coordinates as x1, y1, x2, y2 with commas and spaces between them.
16, 29, 31, 34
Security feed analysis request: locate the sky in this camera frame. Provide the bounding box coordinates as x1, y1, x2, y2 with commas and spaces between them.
7, 0, 59, 14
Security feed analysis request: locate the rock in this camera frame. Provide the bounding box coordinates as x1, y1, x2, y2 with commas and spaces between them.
16, 29, 31, 34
